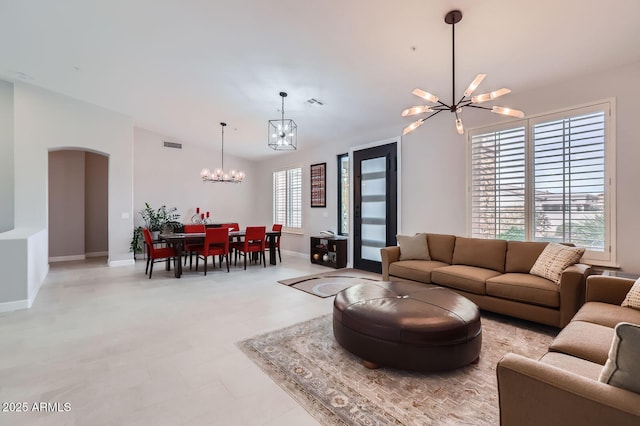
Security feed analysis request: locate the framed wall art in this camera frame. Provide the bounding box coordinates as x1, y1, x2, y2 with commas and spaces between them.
310, 162, 326, 208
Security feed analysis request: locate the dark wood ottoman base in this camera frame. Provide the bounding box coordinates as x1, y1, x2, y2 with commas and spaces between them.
333, 281, 482, 371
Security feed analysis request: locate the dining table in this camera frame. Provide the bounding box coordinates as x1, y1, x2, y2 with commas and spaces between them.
160, 230, 281, 278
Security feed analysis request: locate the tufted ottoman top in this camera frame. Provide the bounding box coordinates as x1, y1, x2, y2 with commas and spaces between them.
333, 281, 481, 346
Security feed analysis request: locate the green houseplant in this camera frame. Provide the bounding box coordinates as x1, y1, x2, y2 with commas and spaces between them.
130, 203, 181, 258
139, 202, 181, 233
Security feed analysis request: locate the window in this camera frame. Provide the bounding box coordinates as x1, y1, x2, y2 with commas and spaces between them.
469, 101, 614, 265
337, 153, 349, 235
273, 166, 302, 230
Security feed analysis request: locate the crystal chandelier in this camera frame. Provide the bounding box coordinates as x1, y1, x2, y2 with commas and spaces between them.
200, 122, 245, 183
268, 92, 297, 150
402, 10, 524, 136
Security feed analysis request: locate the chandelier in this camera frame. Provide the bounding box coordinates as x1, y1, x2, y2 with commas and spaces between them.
402, 10, 524, 136
268, 92, 297, 150
200, 122, 245, 183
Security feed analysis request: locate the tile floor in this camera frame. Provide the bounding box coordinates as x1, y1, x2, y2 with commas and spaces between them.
0, 254, 336, 425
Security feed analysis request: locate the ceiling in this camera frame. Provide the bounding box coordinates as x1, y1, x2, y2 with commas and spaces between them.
1, 0, 639, 160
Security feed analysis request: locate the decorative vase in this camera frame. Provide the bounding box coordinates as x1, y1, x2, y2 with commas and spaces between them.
323, 254, 329, 262
313, 253, 320, 260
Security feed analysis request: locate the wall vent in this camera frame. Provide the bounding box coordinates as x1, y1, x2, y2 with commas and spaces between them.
163, 141, 182, 149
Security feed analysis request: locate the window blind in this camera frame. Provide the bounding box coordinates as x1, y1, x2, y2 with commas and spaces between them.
470, 126, 526, 240
468, 101, 612, 263
532, 110, 606, 251
273, 167, 302, 229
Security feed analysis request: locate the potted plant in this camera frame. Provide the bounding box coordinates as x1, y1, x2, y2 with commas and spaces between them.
129, 203, 182, 259
138, 202, 181, 241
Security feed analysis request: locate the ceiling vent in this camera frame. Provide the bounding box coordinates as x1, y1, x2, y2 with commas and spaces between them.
163, 141, 182, 149
306, 98, 324, 106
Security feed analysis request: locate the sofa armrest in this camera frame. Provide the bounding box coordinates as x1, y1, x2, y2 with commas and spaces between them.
380, 246, 400, 280
557, 263, 591, 327
586, 275, 635, 304
497, 353, 640, 426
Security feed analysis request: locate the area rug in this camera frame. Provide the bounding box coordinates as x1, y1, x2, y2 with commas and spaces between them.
277, 269, 381, 298
239, 312, 557, 425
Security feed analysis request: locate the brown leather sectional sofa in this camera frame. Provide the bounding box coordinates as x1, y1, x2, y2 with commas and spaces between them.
497, 275, 640, 425
381, 233, 591, 328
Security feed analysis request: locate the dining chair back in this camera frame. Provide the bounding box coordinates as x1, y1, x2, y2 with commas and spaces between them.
195, 227, 230, 274
183, 224, 206, 269
232, 226, 266, 270
142, 228, 177, 278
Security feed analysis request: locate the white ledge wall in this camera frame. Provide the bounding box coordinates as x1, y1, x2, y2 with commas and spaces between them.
0, 81, 134, 311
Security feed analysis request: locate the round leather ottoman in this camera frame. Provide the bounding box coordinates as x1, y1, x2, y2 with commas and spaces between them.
333, 281, 482, 371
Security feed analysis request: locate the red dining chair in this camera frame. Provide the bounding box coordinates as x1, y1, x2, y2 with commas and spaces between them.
231, 226, 266, 270
265, 224, 283, 263
195, 227, 230, 275
183, 224, 206, 269
220, 223, 241, 255
142, 228, 178, 278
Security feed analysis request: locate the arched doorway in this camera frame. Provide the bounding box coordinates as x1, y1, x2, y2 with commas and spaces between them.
48, 149, 109, 263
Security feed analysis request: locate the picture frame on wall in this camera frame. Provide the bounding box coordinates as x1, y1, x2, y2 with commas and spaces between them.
310, 162, 326, 208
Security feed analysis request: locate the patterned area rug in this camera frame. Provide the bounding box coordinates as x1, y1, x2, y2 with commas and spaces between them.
277, 269, 381, 298
239, 312, 557, 425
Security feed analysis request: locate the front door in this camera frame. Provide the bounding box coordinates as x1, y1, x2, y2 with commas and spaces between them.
353, 142, 398, 273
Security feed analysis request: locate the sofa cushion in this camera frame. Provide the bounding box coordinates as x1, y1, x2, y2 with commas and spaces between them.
397, 233, 430, 261
621, 277, 640, 310
431, 265, 501, 295
426, 233, 456, 264
388, 260, 449, 283
452, 237, 507, 273
539, 352, 603, 381
598, 322, 640, 393
505, 241, 549, 273
549, 320, 614, 365
530, 242, 585, 284
486, 273, 559, 308
572, 302, 640, 329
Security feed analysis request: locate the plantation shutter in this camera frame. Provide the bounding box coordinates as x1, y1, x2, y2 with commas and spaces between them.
470, 125, 526, 240
273, 167, 302, 229
531, 106, 607, 252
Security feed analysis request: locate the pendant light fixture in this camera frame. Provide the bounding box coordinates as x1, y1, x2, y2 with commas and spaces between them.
200, 122, 245, 183
401, 10, 524, 136
268, 92, 297, 150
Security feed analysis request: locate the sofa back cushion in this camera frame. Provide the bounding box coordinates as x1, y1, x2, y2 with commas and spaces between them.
426, 233, 456, 264
505, 241, 549, 273
452, 237, 507, 273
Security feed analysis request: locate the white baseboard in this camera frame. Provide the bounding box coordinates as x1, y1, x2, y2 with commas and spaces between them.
49, 254, 86, 262
86, 251, 108, 258
109, 259, 135, 267
282, 249, 307, 259
0, 299, 29, 313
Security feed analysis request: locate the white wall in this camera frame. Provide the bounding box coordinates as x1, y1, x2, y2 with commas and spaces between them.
0, 81, 14, 232
0, 82, 135, 311
257, 61, 640, 272
133, 127, 260, 229
13, 82, 134, 266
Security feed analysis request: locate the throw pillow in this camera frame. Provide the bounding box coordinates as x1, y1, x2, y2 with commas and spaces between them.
621, 277, 640, 310
598, 322, 640, 394
397, 234, 430, 261
530, 242, 585, 284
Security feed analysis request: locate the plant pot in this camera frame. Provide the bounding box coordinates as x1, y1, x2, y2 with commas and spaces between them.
151, 230, 160, 241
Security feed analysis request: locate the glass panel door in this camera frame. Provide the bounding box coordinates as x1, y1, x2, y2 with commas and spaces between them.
353, 142, 397, 273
